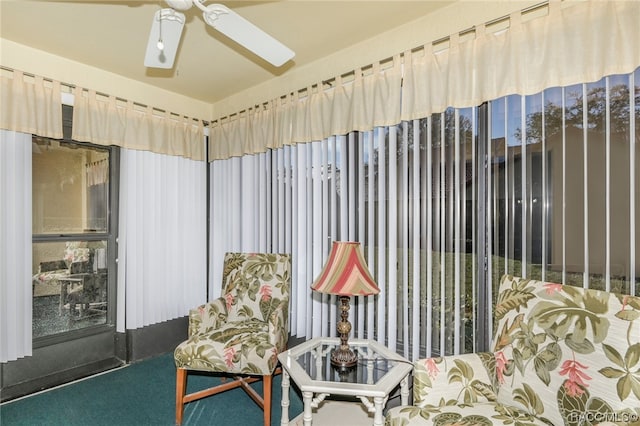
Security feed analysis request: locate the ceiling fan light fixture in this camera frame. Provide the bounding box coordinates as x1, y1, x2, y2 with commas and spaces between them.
202, 3, 295, 67
144, 8, 185, 69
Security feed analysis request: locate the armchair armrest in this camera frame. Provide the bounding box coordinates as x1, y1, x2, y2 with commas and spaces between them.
413, 352, 498, 408
188, 297, 228, 337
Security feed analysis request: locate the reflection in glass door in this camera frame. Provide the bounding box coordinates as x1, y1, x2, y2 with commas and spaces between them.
31, 138, 112, 338
32, 240, 108, 338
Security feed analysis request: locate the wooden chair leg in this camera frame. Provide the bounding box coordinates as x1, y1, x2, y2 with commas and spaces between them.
176, 368, 187, 425
263, 374, 272, 426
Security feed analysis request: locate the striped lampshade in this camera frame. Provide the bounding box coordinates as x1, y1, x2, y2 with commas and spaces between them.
311, 241, 379, 296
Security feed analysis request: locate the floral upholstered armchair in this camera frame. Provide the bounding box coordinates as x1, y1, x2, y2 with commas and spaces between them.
174, 252, 291, 426
33, 242, 92, 285
386, 275, 640, 426
32, 242, 97, 315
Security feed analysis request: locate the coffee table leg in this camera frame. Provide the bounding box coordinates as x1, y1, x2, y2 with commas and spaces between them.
302, 391, 313, 426
373, 396, 384, 426
280, 369, 290, 426
400, 375, 409, 406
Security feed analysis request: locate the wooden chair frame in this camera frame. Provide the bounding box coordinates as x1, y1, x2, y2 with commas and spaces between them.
175, 367, 282, 425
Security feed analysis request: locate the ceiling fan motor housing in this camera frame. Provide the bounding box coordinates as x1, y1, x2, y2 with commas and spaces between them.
165, 0, 193, 11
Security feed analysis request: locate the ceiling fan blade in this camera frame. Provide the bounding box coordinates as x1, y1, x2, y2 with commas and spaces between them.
144, 8, 185, 69
202, 4, 295, 67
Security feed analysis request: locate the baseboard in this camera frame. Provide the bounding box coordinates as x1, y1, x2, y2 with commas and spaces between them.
1, 318, 188, 402
123, 316, 189, 363
1, 357, 123, 403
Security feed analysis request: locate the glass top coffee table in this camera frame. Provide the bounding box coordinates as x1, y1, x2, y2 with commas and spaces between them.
278, 337, 413, 426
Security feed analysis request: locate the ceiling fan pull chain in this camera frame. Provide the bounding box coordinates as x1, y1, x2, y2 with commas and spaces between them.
157, 7, 164, 51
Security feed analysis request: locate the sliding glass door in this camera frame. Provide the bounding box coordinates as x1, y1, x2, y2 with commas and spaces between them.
209, 68, 639, 360
1, 106, 121, 402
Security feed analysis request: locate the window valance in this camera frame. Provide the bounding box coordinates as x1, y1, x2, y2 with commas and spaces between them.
209, 59, 403, 160
72, 88, 205, 161
0, 71, 63, 139
0, 71, 205, 161
401, 0, 640, 121
209, 0, 640, 161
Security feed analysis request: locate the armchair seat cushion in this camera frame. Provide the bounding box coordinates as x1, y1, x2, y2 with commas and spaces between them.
386, 402, 553, 426
175, 318, 279, 376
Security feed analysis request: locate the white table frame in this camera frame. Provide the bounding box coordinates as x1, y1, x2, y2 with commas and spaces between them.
278, 337, 413, 426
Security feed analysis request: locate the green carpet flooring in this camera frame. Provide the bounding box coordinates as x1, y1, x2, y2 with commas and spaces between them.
0, 352, 303, 426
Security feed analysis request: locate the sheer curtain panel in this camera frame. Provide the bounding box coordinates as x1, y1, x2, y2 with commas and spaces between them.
117, 148, 207, 332
0, 71, 62, 139
0, 130, 32, 362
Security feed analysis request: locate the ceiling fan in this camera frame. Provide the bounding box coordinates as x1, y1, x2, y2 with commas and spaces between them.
144, 0, 295, 69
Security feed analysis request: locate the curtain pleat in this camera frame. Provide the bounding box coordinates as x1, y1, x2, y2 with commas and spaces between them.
0, 72, 63, 139
117, 148, 207, 332
72, 89, 205, 161
0, 130, 32, 362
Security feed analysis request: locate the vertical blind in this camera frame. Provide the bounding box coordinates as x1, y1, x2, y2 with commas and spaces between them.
210, 67, 639, 359
0, 130, 33, 362
210, 113, 481, 358
486, 70, 640, 319
117, 148, 207, 332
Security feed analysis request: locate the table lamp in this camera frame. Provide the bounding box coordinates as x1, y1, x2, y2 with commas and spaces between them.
311, 241, 379, 368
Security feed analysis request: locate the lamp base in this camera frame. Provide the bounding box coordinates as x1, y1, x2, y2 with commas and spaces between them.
330, 346, 358, 368
331, 295, 358, 368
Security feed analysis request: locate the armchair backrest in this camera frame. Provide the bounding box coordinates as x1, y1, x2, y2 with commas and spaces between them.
492, 275, 640, 425
221, 252, 291, 326
39, 260, 68, 273
64, 242, 91, 266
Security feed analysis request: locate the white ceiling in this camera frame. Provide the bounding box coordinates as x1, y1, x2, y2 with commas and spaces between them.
0, 1, 453, 105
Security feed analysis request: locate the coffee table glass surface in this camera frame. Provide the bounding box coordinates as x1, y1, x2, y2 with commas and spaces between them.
278, 337, 412, 426
294, 340, 402, 386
